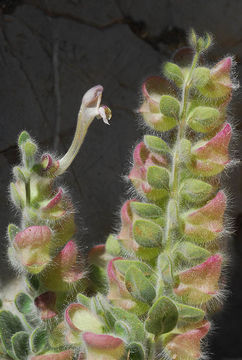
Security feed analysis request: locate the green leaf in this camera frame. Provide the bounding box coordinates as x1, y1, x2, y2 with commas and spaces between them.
105, 234, 122, 256
158, 253, 177, 286
145, 296, 178, 335
30, 327, 48, 353
176, 303, 205, 327
192, 67, 211, 88
8, 224, 20, 243
0, 310, 24, 357
133, 219, 163, 248
180, 179, 213, 203
13, 167, 27, 183
160, 95, 180, 118
163, 62, 184, 87
187, 106, 220, 133
11, 331, 29, 360
114, 260, 154, 277
114, 320, 130, 339
15, 292, 33, 315
25, 274, 40, 292
10, 183, 25, 209
125, 266, 156, 304
18, 131, 30, 146
112, 308, 145, 343
175, 241, 210, 264
144, 135, 171, 155
147, 166, 170, 189
179, 138, 191, 164
131, 201, 163, 219
77, 293, 91, 309
127, 342, 145, 360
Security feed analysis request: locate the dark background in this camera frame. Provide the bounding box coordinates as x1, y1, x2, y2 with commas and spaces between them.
0, 1, 242, 359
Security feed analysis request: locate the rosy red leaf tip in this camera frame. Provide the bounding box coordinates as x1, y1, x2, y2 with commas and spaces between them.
15, 226, 52, 248
107, 257, 123, 282
65, 303, 87, 331
165, 321, 210, 360
30, 350, 74, 360
82, 332, 124, 350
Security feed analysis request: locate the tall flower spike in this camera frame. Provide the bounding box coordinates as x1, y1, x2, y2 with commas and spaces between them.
56, 85, 112, 175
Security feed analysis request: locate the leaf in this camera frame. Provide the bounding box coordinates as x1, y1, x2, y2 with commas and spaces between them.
133, 219, 163, 248
147, 166, 170, 190
125, 266, 156, 304
11, 331, 29, 360
145, 296, 178, 335
131, 201, 163, 219
114, 260, 154, 278
144, 135, 171, 155
18, 131, 30, 146
0, 310, 24, 357
15, 292, 33, 315
176, 303, 205, 328
160, 95, 180, 118
30, 327, 48, 354
127, 342, 145, 360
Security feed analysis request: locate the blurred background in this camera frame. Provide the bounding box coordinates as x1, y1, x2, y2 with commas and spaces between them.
0, 1, 242, 358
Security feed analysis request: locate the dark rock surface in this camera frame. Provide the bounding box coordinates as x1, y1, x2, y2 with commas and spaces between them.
0, 1, 242, 358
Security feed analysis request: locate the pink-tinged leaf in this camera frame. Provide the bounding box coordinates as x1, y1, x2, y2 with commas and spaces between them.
211, 57, 232, 82
30, 350, 74, 360
142, 76, 171, 111
34, 291, 57, 320
88, 244, 107, 267
165, 321, 210, 360
83, 332, 125, 360
65, 303, 103, 334
14, 226, 52, 273
140, 77, 177, 131
42, 240, 84, 291
192, 123, 231, 163
174, 254, 222, 304
118, 200, 135, 247
42, 188, 63, 210
129, 142, 167, 200
184, 191, 226, 243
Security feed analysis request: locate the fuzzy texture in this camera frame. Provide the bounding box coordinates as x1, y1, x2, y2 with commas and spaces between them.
0, 31, 237, 360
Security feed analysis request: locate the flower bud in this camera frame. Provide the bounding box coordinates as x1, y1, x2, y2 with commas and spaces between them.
14, 226, 52, 274
82, 332, 125, 360
174, 254, 222, 305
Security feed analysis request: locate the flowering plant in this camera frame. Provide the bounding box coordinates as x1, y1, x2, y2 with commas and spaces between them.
0, 30, 237, 360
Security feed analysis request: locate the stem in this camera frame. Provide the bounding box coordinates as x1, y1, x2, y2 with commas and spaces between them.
25, 180, 31, 206
165, 51, 199, 249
